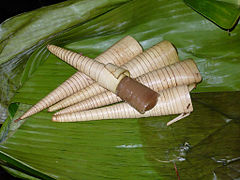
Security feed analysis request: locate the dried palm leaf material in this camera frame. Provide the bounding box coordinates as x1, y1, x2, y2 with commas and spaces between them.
15, 36, 142, 122
52, 85, 193, 125
49, 40, 179, 112
55, 59, 201, 115
47, 44, 161, 113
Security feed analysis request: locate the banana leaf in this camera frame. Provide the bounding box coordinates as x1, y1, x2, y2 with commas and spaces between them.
184, 0, 240, 30
0, 0, 240, 179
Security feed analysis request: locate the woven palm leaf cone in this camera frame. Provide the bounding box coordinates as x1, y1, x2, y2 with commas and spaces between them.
55, 59, 201, 115
52, 85, 193, 125
15, 36, 142, 122
49, 40, 179, 112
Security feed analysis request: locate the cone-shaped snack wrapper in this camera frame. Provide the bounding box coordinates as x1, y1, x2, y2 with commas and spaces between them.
47, 45, 128, 93
47, 44, 160, 113
52, 85, 193, 123
49, 40, 179, 112
55, 59, 202, 115
15, 36, 142, 122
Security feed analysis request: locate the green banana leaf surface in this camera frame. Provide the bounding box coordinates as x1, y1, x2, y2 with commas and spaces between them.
184, 0, 240, 30
0, 0, 239, 179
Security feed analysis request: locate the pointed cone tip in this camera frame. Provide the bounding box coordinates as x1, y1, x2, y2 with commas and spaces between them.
47, 44, 56, 52
52, 116, 57, 122
14, 117, 22, 123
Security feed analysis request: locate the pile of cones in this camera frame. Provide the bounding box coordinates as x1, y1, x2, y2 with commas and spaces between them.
16, 36, 202, 125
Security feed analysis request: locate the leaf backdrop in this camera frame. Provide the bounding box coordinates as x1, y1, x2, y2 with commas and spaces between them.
0, 0, 239, 179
